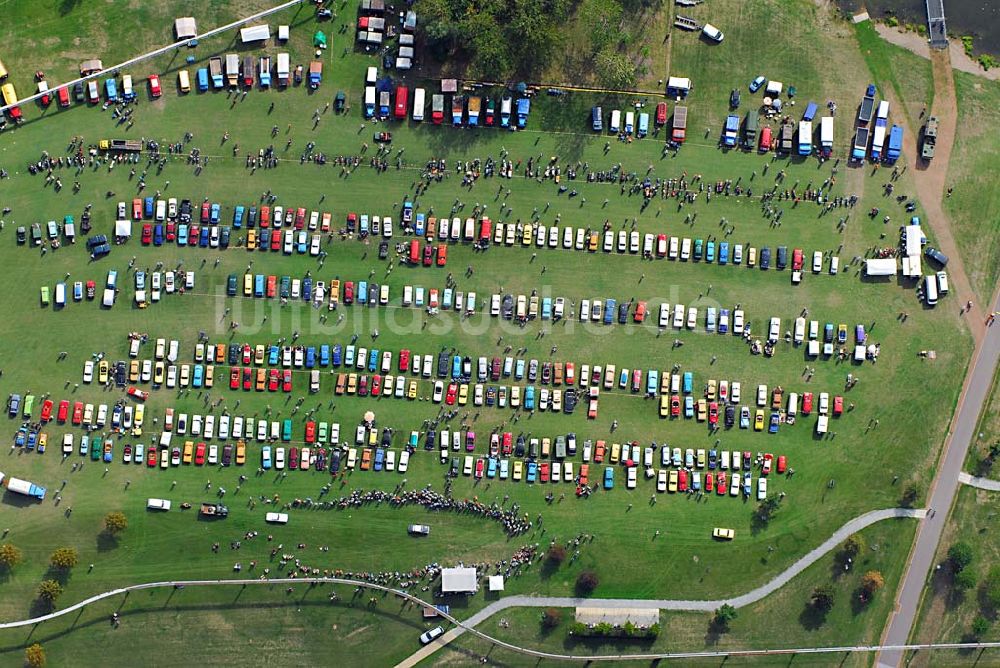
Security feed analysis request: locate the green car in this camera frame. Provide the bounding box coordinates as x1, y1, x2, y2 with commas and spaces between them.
282, 419, 293, 442
280, 276, 291, 299
318, 421, 329, 444
22, 394, 34, 419
90, 436, 103, 461
694, 238, 704, 261
226, 274, 238, 296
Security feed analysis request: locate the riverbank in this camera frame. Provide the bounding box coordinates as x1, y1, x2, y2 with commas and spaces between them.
873, 22, 1000, 80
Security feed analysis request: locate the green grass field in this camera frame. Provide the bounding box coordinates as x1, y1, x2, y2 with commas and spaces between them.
0, 1, 988, 665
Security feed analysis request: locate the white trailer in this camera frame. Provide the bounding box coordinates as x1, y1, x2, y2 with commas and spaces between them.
276, 53, 290, 86
412, 87, 425, 121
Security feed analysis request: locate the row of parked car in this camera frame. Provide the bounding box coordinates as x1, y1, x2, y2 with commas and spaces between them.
8, 392, 146, 436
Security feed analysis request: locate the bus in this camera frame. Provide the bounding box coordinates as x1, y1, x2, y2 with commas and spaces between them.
178, 70, 191, 93
394, 85, 408, 120
412, 87, 425, 121
2, 82, 21, 119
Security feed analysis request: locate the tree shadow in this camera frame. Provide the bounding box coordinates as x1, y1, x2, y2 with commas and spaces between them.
59, 0, 82, 16
798, 603, 828, 630
44, 567, 72, 586
850, 588, 872, 616
29, 597, 55, 619
96, 531, 120, 552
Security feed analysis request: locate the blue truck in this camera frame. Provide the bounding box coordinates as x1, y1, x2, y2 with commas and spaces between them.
722, 115, 739, 147
884, 125, 903, 164
516, 98, 530, 128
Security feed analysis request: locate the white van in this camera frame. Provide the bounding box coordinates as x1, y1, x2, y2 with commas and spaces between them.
787, 392, 798, 417
54, 282, 66, 306
610, 109, 621, 133
155, 199, 166, 221
366, 66, 377, 84
924, 274, 938, 306
178, 70, 190, 93
936, 270, 949, 294
147, 498, 171, 511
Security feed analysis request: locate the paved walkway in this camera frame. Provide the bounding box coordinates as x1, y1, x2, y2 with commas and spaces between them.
878, 290, 1000, 668
396, 508, 925, 667
958, 472, 1000, 492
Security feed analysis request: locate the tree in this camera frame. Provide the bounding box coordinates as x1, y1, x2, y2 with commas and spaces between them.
104, 511, 128, 535
754, 496, 782, 525
546, 544, 567, 565
595, 48, 637, 90
860, 570, 885, 599
37, 580, 63, 604
954, 568, 977, 591
972, 615, 991, 638
0, 543, 23, 570
712, 604, 737, 632
984, 565, 1000, 609
842, 534, 865, 558
24, 643, 46, 668
810, 584, 836, 612
900, 483, 920, 508
576, 570, 600, 594
541, 607, 562, 629
947, 542, 974, 572
49, 547, 78, 570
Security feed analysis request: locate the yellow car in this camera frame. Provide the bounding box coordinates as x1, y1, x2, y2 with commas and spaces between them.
153, 361, 165, 385
407, 380, 418, 399
707, 379, 717, 401
522, 224, 533, 245
754, 409, 765, 431
347, 374, 358, 394
713, 527, 735, 540
98, 360, 109, 384
458, 384, 469, 405
588, 232, 599, 252
243, 273, 253, 296
509, 385, 520, 407
183, 440, 193, 464
38, 432, 48, 451
204, 365, 214, 388
513, 460, 523, 481
128, 360, 140, 382
610, 442, 621, 463
697, 398, 707, 422
247, 229, 257, 249
236, 440, 246, 465
659, 394, 670, 417
668, 469, 678, 493
255, 345, 266, 365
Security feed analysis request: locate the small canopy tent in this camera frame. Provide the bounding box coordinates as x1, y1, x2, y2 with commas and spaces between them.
240, 25, 270, 43
313, 31, 327, 48
174, 17, 197, 41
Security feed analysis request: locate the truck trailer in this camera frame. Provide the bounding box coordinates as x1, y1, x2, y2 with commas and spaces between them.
885, 125, 903, 164
0, 472, 46, 500
671, 106, 687, 143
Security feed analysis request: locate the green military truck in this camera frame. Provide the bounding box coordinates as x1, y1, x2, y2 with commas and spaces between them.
921, 116, 938, 160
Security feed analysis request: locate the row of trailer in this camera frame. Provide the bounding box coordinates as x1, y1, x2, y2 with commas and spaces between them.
364, 83, 529, 128
852, 85, 902, 164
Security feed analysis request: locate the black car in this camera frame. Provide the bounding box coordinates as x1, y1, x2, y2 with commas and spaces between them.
730, 88, 741, 109
16, 226, 25, 244
724, 404, 735, 428
564, 389, 578, 414
437, 351, 449, 377
760, 246, 771, 269
514, 435, 526, 458
329, 449, 342, 473
617, 302, 628, 324
381, 428, 392, 447
220, 226, 231, 248
73, 82, 85, 102
179, 199, 193, 223
541, 362, 552, 384
247, 207, 257, 227
450, 457, 460, 477
226, 274, 238, 296
424, 430, 436, 451
86, 234, 108, 250
378, 241, 389, 259
228, 344, 240, 365
924, 246, 948, 267
776, 246, 787, 270
501, 294, 514, 319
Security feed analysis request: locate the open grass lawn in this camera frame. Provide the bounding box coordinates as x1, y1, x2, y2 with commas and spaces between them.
853, 21, 934, 129
943, 71, 1000, 306
426, 519, 916, 667
908, 485, 1000, 667
0, 0, 985, 664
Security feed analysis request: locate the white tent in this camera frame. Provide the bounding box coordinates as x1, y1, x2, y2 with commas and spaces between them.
240, 25, 271, 43
441, 567, 477, 594
174, 17, 197, 40
905, 225, 923, 257
865, 258, 896, 277
667, 76, 691, 97
488, 575, 504, 592
766, 81, 783, 96
115, 219, 132, 238
278, 25, 289, 41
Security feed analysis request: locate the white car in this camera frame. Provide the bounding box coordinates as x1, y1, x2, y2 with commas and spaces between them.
768, 317, 781, 342
686, 306, 697, 329
562, 226, 573, 249
733, 309, 745, 335
83, 360, 95, 383
702, 23, 724, 42
813, 251, 823, 273
818, 392, 830, 415
730, 382, 741, 404
681, 238, 691, 260
757, 478, 768, 500
432, 381, 444, 403
580, 300, 591, 321
658, 303, 670, 328
673, 304, 685, 329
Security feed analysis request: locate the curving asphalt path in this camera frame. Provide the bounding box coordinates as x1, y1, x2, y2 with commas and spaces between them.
878, 287, 1000, 668
396, 508, 925, 667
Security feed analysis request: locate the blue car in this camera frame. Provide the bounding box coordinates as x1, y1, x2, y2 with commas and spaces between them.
541, 297, 552, 320
254, 275, 265, 297
684, 396, 694, 418
368, 349, 379, 372
374, 448, 384, 471
646, 370, 659, 395
143, 197, 154, 218
303, 278, 312, 302
706, 241, 715, 263
452, 356, 462, 379
296, 234, 307, 254
719, 309, 729, 334
233, 206, 245, 228
526, 461, 538, 483
749, 76, 766, 93
153, 224, 164, 245
210, 203, 220, 224
603, 467, 615, 489
514, 359, 525, 380
332, 344, 342, 367
220, 226, 231, 248
199, 226, 210, 247
177, 224, 188, 245
268, 345, 280, 365
320, 345, 330, 367
192, 364, 204, 388
487, 457, 498, 478
719, 242, 729, 264
708, 450, 717, 469
769, 412, 780, 433
524, 386, 536, 410
305, 347, 316, 368
603, 298, 616, 325
414, 213, 425, 236
683, 371, 693, 394
344, 345, 355, 367
358, 281, 368, 305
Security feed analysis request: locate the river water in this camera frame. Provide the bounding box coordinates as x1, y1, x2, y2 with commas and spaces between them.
837, 0, 1000, 55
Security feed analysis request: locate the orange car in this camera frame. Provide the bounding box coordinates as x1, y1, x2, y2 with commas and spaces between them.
360, 448, 373, 470
335, 373, 347, 395
255, 368, 267, 391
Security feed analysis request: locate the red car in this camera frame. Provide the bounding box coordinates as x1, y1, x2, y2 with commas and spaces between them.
266, 276, 277, 298
57, 400, 69, 422
242, 344, 252, 365
260, 206, 271, 227
188, 224, 200, 245
833, 396, 844, 415
305, 421, 316, 443
268, 369, 279, 392
708, 401, 718, 425
289, 447, 299, 469
678, 469, 688, 492
716, 472, 727, 495
72, 402, 83, 425
539, 462, 550, 482
195, 442, 206, 465
132, 198, 143, 220
777, 455, 787, 474
127, 386, 149, 401
423, 245, 434, 266
147, 447, 158, 467
56, 86, 70, 107
436, 245, 448, 266
399, 349, 410, 372
282, 369, 292, 392
358, 375, 369, 397
148, 74, 162, 98
502, 432, 512, 455
792, 248, 804, 271
762, 453, 773, 476
670, 395, 681, 417
475, 458, 485, 479
705, 470, 714, 492
242, 367, 253, 391
371, 374, 382, 396
141, 223, 152, 244
295, 208, 306, 229
270, 229, 281, 251
40, 400, 53, 422
200, 201, 210, 223
801, 392, 813, 415
344, 282, 354, 304
230, 368, 240, 389
166, 222, 176, 241
445, 383, 457, 405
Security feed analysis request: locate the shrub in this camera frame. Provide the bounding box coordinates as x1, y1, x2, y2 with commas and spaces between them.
843, 534, 865, 558
37, 580, 63, 604
712, 604, 737, 632
948, 542, 974, 572
540, 608, 562, 629
24, 643, 46, 668
972, 615, 991, 638
811, 584, 836, 612
0, 543, 23, 570
576, 570, 599, 594
104, 511, 128, 535
860, 570, 885, 600
954, 568, 977, 591
49, 547, 78, 570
